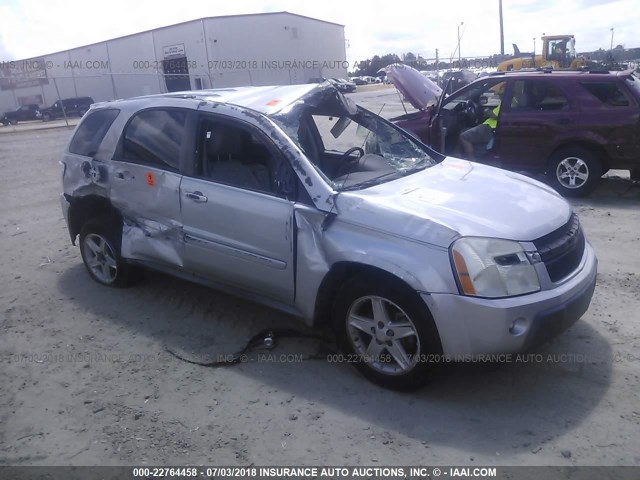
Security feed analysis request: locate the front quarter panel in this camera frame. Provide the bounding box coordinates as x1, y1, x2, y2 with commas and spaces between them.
293, 205, 458, 324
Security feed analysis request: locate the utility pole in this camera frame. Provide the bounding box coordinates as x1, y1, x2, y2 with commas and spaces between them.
458, 22, 464, 64
435, 48, 439, 75
610, 28, 614, 50
499, 0, 505, 55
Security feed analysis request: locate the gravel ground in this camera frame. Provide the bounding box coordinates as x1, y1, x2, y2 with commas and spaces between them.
1, 99, 639, 467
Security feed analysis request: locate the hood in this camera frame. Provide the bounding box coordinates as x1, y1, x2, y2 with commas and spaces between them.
337, 157, 571, 246
381, 63, 443, 111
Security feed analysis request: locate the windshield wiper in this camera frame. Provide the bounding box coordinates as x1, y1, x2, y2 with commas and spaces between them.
339, 171, 404, 191
340, 162, 431, 191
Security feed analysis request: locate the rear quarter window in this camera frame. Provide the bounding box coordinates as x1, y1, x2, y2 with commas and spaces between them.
580, 81, 631, 107
68, 109, 120, 157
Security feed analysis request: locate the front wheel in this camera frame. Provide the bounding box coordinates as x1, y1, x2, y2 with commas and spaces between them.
548, 147, 602, 197
333, 273, 442, 390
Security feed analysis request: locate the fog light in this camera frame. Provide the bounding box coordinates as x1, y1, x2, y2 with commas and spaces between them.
509, 317, 528, 336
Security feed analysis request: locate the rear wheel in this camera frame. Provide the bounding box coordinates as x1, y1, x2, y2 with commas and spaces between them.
78, 108, 87, 117
42, 113, 51, 122
548, 147, 602, 197
79, 218, 139, 288
333, 272, 442, 390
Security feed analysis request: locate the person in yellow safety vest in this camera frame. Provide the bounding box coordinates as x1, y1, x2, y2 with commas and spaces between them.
459, 102, 500, 161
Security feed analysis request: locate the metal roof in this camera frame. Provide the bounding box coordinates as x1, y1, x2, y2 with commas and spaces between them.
107, 83, 323, 115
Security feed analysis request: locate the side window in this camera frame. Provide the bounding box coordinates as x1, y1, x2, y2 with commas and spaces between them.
197, 120, 277, 194
510, 80, 537, 110
69, 109, 119, 157
531, 80, 570, 111
121, 109, 186, 171
580, 82, 631, 107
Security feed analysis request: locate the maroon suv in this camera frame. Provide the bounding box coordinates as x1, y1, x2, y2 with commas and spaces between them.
426, 69, 640, 196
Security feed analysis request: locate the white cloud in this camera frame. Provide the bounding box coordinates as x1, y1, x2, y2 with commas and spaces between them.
0, 0, 637, 64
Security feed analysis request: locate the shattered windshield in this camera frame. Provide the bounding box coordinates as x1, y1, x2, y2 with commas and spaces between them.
270, 86, 439, 191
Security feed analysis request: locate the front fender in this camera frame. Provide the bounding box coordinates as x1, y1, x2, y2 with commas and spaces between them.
293, 206, 458, 324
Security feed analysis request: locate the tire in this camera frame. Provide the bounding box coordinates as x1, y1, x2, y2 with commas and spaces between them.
332, 272, 443, 390
42, 113, 51, 122
78, 108, 87, 117
548, 147, 602, 197
9, 119, 17, 125
79, 217, 138, 288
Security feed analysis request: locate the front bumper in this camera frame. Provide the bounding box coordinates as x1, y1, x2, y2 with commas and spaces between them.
422, 242, 597, 357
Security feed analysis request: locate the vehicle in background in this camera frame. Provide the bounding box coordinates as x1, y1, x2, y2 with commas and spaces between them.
1, 104, 42, 125
308, 78, 356, 94
497, 35, 588, 71
440, 69, 477, 94
40, 97, 94, 122
420, 71, 441, 84
429, 69, 640, 196
360, 76, 377, 84
330, 78, 357, 93
60, 82, 596, 390
351, 77, 368, 85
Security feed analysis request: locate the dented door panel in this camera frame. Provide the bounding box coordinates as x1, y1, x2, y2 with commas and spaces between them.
109, 162, 184, 266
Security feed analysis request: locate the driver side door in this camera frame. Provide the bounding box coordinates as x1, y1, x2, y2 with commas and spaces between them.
430, 79, 506, 156
180, 114, 297, 303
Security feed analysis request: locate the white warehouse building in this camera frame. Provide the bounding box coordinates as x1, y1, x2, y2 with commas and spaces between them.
0, 12, 348, 112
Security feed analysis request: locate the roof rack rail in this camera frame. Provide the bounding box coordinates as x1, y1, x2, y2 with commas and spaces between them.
490, 66, 614, 76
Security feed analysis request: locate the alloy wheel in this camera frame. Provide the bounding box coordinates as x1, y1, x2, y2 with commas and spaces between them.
556, 156, 589, 189
82, 233, 118, 284
346, 295, 421, 375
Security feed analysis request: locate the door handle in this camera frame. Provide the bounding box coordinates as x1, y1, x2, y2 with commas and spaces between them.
185, 191, 208, 203
115, 170, 133, 180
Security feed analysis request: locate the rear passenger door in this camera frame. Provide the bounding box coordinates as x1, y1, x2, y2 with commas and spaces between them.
180, 114, 296, 303
109, 108, 193, 267
497, 79, 573, 172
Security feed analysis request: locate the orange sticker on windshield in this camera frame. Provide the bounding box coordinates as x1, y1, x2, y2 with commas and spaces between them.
146, 172, 155, 186
266, 99, 281, 106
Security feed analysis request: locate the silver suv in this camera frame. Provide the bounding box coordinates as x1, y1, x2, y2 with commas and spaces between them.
60, 83, 597, 390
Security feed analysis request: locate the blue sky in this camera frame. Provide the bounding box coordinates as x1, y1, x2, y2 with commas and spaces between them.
0, 0, 636, 64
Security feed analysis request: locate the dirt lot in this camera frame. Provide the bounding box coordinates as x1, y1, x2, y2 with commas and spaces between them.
1, 122, 639, 467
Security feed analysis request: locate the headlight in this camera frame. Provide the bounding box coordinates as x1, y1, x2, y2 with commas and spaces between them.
451, 237, 540, 298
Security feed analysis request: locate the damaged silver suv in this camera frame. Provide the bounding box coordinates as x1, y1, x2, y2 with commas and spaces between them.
60, 83, 597, 390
